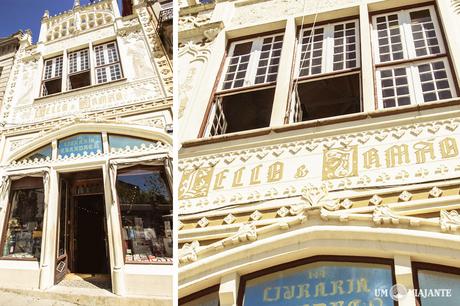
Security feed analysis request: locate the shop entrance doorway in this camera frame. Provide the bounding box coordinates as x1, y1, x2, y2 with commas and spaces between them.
55, 170, 110, 286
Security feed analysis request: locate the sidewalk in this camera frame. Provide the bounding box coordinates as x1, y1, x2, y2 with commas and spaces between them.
0, 290, 78, 306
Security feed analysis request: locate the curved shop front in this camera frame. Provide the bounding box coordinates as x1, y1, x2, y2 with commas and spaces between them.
0, 122, 173, 297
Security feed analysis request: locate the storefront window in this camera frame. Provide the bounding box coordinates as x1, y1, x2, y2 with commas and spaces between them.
58, 133, 103, 157
1, 178, 44, 260
116, 166, 173, 263
242, 261, 394, 306
108, 134, 157, 151
20, 145, 52, 161
417, 269, 460, 305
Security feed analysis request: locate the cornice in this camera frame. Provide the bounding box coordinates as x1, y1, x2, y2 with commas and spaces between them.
179, 21, 224, 41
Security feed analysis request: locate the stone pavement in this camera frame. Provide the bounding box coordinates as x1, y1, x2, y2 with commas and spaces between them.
0, 274, 171, 306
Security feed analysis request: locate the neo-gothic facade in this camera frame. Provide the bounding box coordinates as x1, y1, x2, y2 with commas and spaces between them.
0, 33, 20, 110
0, 0, 173, 302
178, 0, 460, 305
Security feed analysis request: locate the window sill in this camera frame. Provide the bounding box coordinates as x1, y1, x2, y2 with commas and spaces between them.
125, 260, 173, 266
183, 97, 460, 148
0, 257, 39, 262
34, 78, 127, 102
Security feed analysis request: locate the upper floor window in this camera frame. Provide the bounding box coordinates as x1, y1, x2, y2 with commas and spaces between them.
372, 6, 456, 109
94, 42, 122, 84
204, 33, 284, 137
221, 34, 284, 90
289, 19, 362, 124
68, 48, 91, 90
42, 56, 64, 96
41, 41, 123, 97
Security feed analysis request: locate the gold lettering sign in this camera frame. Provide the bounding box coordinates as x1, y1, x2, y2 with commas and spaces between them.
322, 146, 358, 180
440, 137, 459, 158
385, 144, 409, 168
414, 141, 435, 164
178, 167, 214, 200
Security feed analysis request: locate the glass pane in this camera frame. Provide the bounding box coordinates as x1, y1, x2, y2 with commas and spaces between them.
243, 261, 394, 306
418, 270, 460, 305
109, 134, 157, 151
117, 167, 173, 263
2, 179, 45, 260
58, 134, 103, 157
20, 145, 52, 161
182, 291, 220, 306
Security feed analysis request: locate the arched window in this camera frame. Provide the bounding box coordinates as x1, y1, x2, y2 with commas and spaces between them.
108, 134, 157, 151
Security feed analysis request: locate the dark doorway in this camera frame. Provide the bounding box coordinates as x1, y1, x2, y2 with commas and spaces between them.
55, 170, 111, 287
74, 194, 109, 274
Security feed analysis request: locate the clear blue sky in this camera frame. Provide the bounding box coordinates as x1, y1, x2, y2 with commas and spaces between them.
0, 0, 123, 42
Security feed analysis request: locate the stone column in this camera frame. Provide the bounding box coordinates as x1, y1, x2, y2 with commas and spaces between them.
394, 255, 417, 306
360, 3, 376, 113
219, 272, 240, 306
102, 163, 125, 295
39, 169, 59, 289
270, 17, 296, 126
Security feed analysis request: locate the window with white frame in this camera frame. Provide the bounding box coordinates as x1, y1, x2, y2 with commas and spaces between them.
221, 34, 284, 90
68, 48, 91, 90
372, 5, 456, 109
289, 19, 362, 123
41, 42, 123, 97
204, 33, 284, 137
94, 42, 123, 84
42, 56, 64, 96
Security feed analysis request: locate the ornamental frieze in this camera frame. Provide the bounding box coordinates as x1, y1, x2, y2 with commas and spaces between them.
179, 118, 460, 212
8, 77, 161, 124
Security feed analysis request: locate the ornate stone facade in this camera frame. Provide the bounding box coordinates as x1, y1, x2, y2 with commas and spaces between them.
179, 1, 460, 305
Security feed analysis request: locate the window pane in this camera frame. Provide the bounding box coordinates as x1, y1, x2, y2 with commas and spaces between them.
95, 45, 105, 66
375, 14, 405, 63
243, 261, 394, 305
254, 35, 284, 84
96, 67, 108, 83
418, 270, 460, 305
410, 9, 441, 57
299, 28, 324, 76
333, 22, 358, 71
182, 292, 220, 306
117, 167, 173, 263
417, 61, 453, 102
109, 63, 122, 81
379, 67, 411, 108
20, 145, 52, 161
58, 134, 103, 157
222, 42, 252, 90
2, 179, 44, 260
108, 134, 157, 151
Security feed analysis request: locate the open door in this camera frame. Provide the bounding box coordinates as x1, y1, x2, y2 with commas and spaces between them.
55, 177, 70, 284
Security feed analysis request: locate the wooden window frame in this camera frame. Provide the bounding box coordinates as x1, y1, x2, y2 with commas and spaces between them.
236, 255, 398, 306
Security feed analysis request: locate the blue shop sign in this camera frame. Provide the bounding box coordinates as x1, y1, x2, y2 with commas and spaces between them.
243, 262, 394, 306
58, 134, 103, 157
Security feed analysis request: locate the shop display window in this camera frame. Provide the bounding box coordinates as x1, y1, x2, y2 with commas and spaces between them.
116, 166, 173, 264
241, 259, 395, 306
416, 266, 460, 305
108, 134, 157, 151
1, 177, 44, 260
58, 133, 103, 157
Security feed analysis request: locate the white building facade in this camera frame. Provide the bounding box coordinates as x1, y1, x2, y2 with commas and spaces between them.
0, 0, 173, 300
178, 0, 460, 306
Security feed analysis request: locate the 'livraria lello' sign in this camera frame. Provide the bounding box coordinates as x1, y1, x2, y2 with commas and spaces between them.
243, 263, 394, 306
179, 122, 460, 209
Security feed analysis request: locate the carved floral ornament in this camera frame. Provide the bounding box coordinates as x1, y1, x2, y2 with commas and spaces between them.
179, 197, 460, 264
